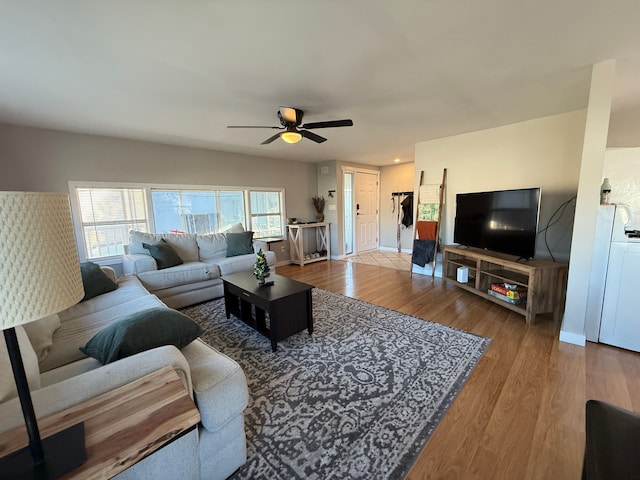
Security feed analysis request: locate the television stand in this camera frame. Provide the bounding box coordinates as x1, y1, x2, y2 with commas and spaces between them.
442, 245, 567, 325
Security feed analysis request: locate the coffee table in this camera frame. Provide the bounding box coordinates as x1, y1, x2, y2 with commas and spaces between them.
222, 271, 314, 351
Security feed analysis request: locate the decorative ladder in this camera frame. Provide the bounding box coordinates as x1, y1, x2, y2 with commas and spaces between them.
410, 168, 447, 280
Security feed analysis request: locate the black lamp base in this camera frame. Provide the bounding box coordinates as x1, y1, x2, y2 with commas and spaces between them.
0, 422, 85, 480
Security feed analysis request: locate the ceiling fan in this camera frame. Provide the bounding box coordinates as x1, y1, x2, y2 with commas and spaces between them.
227, 107, 353, 145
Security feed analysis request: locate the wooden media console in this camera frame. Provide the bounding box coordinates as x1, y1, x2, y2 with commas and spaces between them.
442, 245, 567, 325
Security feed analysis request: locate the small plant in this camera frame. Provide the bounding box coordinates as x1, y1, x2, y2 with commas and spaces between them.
312, 196, 325, 214
253, 249, 270, 282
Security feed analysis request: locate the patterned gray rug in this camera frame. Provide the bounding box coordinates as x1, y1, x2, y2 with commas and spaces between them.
181, 289, 490, 480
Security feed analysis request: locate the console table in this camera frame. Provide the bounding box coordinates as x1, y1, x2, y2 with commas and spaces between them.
0, 367, 200, 479
288, 222, 330, 266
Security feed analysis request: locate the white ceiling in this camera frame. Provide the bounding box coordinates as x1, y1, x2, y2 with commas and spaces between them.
1, 1, 639, 166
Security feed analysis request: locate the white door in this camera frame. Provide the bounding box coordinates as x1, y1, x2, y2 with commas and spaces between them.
599, 242, 640, 352
355, 172, 378, 252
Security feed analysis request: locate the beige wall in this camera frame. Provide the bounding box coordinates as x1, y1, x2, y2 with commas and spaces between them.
379, 163, 415, 251
414, 110, 587, 262
0, 123, 318, 223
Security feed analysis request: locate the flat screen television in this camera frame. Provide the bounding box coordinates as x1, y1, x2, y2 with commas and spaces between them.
453, 187, 541, 259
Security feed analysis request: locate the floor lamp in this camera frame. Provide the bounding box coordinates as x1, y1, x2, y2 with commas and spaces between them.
0, 192, 86, 479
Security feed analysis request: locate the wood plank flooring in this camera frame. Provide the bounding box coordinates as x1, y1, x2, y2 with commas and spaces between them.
276, 260, 640, 480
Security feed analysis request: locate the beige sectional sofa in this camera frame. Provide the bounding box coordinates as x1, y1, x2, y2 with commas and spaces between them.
122, 227, 276, 308
0, 267, 251, 479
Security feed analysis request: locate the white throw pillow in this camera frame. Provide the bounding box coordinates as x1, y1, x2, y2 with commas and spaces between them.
224, 223, 245, 234
0, 326, 41, 402
128, 231, 161, 255
160, 234, 199, 262
128, 231, 199, 262
22, 313, 61, 362
197, 233, 229, 263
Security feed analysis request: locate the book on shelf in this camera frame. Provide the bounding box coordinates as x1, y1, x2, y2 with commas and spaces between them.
490, 283, 527, 300
487, 289, 526, 305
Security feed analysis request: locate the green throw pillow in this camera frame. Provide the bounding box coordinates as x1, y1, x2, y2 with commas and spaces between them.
142, 238, 183, 269
79, 307, 202, 365
80, 261, 118, 302
226, 231, 254, 257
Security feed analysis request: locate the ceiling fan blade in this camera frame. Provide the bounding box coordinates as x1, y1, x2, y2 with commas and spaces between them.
300, 130, 327, 143
261, 132, 282, 145
301, 119, 353, 129
227, 125, 282, 129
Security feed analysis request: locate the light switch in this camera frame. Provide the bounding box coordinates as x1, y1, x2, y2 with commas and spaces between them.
328, 204, 336, 211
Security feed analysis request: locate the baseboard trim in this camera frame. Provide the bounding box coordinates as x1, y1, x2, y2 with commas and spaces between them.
559, 330, 586, 347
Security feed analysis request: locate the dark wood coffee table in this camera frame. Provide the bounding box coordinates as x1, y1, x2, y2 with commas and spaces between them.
222, 271, 314, 351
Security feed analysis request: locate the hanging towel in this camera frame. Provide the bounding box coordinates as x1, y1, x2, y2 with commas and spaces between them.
401, 195, 413, 227
416, 221, 438, 240
411, 239, 436, 267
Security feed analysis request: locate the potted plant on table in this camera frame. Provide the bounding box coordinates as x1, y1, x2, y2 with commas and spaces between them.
312, 196, 325, 223
253, 249, 271, 285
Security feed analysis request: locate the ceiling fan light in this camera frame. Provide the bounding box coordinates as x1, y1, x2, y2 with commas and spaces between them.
281, 131, 302, 144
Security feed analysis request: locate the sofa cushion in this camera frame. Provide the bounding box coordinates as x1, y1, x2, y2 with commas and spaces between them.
138, 262, 220, 292
143, 239, 184, 270
129, 231, 199, 262
226, 231, 254, 257
197, 233, 228, 263
128, 231, 160, 255
80, 308, 202, 365
80, 261, 118, 302
217, 250, 276, 276
154, 280, 225, 309
23, 313, 60, 362
41, 294, 166, 372
0, 326, 41, 402
58, 275, 150, 323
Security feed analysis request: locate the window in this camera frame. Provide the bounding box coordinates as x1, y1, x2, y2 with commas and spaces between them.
75, 187, 148, 259
250, 190, 284, 238
343, 172, 354, 255
151, 190, 244, 234
72, 183, 285, 260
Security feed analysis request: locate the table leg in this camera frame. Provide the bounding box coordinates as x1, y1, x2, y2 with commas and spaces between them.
223, 285, 232, 319
306, 289, 314, 335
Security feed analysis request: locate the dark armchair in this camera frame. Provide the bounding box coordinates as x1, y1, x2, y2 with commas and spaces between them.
583, 399, 640, 479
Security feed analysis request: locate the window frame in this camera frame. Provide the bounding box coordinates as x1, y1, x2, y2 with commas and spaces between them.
69, 181, 286, 262
248, 189, 286, 239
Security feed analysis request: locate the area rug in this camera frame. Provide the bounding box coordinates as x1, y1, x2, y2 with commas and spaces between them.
181, 289, 490, 480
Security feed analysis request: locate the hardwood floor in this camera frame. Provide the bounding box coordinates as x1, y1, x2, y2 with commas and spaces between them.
276, 260, 640, 480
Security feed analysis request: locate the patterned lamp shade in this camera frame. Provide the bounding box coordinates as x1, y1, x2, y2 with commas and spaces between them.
0, 192, 84, 330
